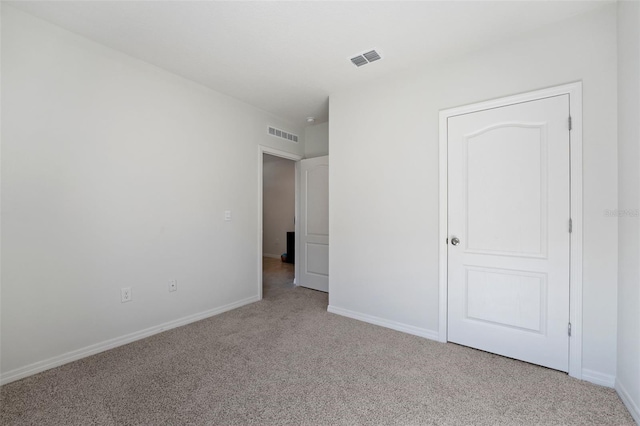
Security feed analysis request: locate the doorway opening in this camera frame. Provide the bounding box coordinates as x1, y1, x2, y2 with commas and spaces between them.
258, 146, 302, 300
262, 153, 297, 298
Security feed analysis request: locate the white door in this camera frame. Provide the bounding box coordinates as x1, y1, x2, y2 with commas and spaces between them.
299, 156, 329, 292
447, 95, 571, 372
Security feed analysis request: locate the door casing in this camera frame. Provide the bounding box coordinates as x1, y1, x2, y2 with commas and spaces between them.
438, 82, 583, 379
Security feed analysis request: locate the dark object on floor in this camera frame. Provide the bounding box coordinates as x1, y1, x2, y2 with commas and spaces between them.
286, 231, 295, 264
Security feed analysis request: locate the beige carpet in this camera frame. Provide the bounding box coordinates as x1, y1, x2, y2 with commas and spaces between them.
0, 258, 634, 425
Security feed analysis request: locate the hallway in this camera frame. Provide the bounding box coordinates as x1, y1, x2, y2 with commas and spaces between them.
262, 256, 296, 298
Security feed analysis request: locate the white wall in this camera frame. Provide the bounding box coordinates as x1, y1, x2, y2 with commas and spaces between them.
329, 6, 619, 380
262, 154, 295, 258
616, 1, 640, 422
0, 6, 304, 381
304, 122, 329, 159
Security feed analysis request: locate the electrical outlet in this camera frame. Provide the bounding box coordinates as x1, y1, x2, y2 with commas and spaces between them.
224, 210, 232, 221
121, 287, 132, 303
168, 279, 177, 292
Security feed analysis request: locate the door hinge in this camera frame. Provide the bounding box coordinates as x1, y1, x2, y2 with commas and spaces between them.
569, 218, 573, 233
446, 238, 449, 244
568, 322, 572, 337
568, 116, 572, 131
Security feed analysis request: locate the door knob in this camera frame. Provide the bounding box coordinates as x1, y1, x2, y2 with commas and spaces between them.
451, 237, 460, 246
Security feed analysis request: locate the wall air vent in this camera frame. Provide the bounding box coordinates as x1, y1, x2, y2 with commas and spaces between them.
350, 49, 382, 67
268, 126, 298, 143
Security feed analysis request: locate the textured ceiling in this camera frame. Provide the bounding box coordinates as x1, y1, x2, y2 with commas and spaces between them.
8, 1, 611, 126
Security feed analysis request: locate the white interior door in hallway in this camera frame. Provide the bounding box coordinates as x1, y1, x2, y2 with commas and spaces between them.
299, 156, 329, 292
447, 95, 571, 372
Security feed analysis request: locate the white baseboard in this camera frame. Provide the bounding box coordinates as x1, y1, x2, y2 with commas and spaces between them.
327, 305, 440, 341
0, 295, 260, 386
582, 369, 616, 388
263, 253, 281, 259
616, 378, 640, 425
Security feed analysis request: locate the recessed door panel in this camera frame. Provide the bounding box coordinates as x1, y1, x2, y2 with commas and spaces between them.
465, 124, 547, 258
306, 243, 329, 276
306, 166, 329, 237
465, 267, 546, 333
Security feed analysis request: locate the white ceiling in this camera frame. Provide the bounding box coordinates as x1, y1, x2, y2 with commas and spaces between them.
8, 1, 611, 127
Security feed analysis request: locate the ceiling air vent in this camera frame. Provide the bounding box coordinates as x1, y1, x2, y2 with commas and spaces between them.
350, 49, 382, 67
363, 50, 381, 63
268, 126, 298, 143
350, 55, 368, 67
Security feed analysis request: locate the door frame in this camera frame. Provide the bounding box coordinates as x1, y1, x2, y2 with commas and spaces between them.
438, 82, 583, 379
258, 145, 303, 300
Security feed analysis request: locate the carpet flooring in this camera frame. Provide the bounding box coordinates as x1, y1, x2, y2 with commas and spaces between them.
0, 257, 635, 425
